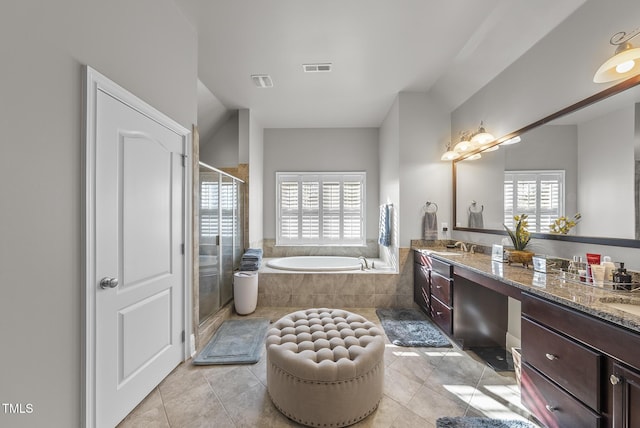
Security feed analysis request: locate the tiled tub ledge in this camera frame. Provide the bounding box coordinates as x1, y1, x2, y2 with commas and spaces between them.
256, 258, 413, 309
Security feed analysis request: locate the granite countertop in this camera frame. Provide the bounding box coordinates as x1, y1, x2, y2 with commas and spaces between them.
413, 247, 640, 334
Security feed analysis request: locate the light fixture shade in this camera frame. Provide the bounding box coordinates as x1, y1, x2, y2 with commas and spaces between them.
470, 122, 495, 145
594, 45, 640, 83
481, 144, 499, 152
453, 139, 475, 153
500, 136, 522, 146
466, 153, 482, 161
441, 150, 461, 161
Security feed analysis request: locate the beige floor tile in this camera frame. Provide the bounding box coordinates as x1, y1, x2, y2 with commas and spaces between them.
117, 388, 169, 428
122, 306, 534, 427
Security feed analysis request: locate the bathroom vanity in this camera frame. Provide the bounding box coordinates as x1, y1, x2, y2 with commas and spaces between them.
413, 248, 640, 428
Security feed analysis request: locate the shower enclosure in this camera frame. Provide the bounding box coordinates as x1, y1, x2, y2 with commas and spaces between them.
198, 163, 244, 323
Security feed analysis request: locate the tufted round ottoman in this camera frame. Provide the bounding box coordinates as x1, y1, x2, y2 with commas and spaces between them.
266, 308, 385, 427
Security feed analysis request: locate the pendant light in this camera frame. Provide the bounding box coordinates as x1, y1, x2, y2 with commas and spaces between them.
594, 29, 640, 83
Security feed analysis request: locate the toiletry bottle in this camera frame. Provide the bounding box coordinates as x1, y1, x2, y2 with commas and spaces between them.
613, 262, 632, 290
586, 253, 601, 283
601, 256, 616, 283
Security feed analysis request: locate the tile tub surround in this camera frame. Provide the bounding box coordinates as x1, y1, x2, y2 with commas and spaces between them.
257, 249, 414, 308
413, 248, 640, 333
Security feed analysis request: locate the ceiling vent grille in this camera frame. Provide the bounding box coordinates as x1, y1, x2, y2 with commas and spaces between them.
303, 63, 332, 73
251, 74, 273, 88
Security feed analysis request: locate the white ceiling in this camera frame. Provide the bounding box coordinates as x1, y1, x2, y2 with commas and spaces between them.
175, 0, 586, 129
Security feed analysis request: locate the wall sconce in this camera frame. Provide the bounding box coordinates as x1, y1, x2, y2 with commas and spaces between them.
594, 28, 640, 83
499, 135, 522, 146
440, 142, 461, 161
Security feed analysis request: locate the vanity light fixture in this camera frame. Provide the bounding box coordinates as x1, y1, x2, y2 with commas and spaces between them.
454, 132, 475, 153
594, 28, 640, 83
470, 121, 495, 146
441, 142, 461, 161
466, 153, 482, 161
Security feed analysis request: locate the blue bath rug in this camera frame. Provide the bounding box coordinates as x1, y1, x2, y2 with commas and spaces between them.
436, 417, 539, 428
192, 318, 269, 365
375, 308, 451, 347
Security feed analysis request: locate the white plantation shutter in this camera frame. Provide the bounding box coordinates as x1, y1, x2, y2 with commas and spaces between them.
277, 172, 366, 245
504, 170, 564, 232
200, 181, 218, 237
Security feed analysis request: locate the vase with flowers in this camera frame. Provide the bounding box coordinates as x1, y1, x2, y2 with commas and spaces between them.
504, 214, 533, 267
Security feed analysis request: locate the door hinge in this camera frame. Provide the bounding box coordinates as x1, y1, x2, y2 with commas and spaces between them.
181, 330, 185, 343
180, 243, 185, 254
181, 154, 187, 167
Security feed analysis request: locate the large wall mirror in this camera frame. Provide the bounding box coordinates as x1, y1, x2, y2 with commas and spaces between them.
453, 76, 640, 248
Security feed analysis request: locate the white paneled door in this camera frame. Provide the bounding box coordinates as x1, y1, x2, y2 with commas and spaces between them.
84, 67, 191, 428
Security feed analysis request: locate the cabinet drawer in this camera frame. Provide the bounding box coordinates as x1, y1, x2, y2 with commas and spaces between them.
430, 296, 452, 335
413, 250, 430, 266
521, 363, 601, 428
431, 257, 453, 278
522, 318, 601, 411
431, 272, 452, 305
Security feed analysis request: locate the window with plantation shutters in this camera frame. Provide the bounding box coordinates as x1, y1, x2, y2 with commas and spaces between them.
277, 172, 366, 245
504, 170, 564, 233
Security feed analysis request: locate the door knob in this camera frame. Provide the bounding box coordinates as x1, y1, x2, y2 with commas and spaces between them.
100, 277, 119, 289
610, 374, 621, 385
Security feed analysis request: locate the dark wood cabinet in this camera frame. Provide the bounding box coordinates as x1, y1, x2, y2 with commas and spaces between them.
414, 251, 454, 334
522, 292, 640, 428
611, 362, 640, 428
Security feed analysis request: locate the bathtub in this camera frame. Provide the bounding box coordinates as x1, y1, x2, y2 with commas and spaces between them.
266, 256, 364, 272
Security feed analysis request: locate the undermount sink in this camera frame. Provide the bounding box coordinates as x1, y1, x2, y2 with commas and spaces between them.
427, 251, 463, 256
600, 298, 640, 317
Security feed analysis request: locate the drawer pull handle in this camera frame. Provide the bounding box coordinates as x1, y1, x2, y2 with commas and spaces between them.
436, 311, 443, 316
610, 375, 621, 385
545, 353, 558, 361
545, 404, 558, 412
436, 285, 442, 288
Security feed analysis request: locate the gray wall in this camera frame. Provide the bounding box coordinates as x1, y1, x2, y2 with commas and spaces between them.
0, 1, 197, 427
200, 111, 239, 168
263, 128, 379, 241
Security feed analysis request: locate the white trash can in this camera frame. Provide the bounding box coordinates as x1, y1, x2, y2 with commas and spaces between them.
233, 271, 258, 315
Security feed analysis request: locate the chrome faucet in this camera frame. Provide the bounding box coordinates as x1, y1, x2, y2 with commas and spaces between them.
470, 245, 477, 254
454, 241, 468, 252
358, 256, 370, 270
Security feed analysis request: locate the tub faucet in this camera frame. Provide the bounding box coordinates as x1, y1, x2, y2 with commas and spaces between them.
358, 256, 369, 270
470, 245, 477, 254
454, 241, 468, 252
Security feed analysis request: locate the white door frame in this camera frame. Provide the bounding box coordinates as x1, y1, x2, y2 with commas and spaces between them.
82, 65, 193, 428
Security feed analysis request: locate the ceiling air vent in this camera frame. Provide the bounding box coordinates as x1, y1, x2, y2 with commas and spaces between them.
251, 74, 273, 88
303, 63, 332, 73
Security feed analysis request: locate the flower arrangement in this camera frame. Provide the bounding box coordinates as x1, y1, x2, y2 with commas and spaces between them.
504, 214, 531, 251
549, 213, 581, 235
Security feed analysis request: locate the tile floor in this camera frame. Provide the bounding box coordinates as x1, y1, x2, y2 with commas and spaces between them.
118, 307, 540, 428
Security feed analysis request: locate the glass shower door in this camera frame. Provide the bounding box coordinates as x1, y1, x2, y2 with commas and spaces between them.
219, 176, 235, 305
199, 169, 220, 322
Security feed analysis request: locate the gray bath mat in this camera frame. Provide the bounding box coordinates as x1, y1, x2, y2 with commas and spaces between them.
375, 308, 452, 347
192, 318, 269, 365
437, 417, 539, 428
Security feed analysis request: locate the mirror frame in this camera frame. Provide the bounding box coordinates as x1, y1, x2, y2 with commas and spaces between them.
452, 74, 640, 248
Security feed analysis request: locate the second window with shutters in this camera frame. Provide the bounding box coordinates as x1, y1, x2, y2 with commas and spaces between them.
276, 172, 366, 245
